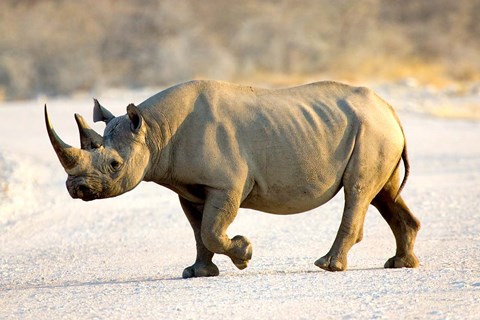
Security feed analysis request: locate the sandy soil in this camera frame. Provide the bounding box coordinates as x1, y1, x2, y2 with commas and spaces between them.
1, 85, 479, 319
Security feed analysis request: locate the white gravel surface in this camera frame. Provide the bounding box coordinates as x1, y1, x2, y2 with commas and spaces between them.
1, 85, 479, 319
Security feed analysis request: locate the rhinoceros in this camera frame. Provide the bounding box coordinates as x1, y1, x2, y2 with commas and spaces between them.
45, 80, 420, 278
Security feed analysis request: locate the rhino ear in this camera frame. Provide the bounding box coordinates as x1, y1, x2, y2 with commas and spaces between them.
127, 103, 143, 134
93, 99, 115, 124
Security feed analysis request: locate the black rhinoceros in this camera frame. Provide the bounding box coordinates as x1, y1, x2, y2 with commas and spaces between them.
45, 80, 420, 278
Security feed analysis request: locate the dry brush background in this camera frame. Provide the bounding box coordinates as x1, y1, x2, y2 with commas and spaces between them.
1, 0, 479, 100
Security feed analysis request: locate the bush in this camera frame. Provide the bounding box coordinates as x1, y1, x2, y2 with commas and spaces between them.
0, 0, 479, 100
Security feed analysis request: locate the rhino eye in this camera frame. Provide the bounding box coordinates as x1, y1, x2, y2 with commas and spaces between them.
110, 160, 122, 171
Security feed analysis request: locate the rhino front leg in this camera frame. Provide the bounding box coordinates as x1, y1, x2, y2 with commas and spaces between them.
201, 189, 253, 270
179, 196, 219, 278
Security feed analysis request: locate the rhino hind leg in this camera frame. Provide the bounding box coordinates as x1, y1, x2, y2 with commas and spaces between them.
371, 167, 421, 269
179, 197, 220, 278
315, 132, 403, 272
315, 195, 371, 271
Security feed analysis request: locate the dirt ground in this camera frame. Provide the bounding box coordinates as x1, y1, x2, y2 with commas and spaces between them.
1, 85, 479, 319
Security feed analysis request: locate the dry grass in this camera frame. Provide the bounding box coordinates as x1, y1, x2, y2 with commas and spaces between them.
0, 0, 479, 100
429, 103, 480, 121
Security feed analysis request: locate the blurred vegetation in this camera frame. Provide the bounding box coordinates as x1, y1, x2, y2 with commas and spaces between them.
0, 0, 479, 100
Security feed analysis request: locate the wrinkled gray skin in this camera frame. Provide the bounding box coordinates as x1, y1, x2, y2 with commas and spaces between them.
45, 80, 420, 278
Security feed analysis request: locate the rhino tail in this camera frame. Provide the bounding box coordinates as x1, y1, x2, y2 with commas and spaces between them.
394, 142, 410, 203
385, 100, 409, 203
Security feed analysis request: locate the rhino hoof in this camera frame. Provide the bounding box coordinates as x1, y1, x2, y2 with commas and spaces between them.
182, 262, 220, 278
314, 254, 346, 272
228, 235, 252, 270
231, 257, 250, 270
384, 254, 419, 269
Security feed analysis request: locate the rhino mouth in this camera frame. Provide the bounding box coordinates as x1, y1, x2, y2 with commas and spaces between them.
75, 185, 98, 201
66, 176, 102, 201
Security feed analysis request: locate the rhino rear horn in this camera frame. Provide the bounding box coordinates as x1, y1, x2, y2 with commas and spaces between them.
74, 113, 104, 150
93, 99, 115, 124
44, 105, 82, 170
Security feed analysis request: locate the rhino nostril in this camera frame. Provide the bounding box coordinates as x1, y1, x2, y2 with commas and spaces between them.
77, 184, 90, 195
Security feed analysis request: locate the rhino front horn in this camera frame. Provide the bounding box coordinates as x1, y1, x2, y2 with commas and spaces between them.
44, 105, 82, 170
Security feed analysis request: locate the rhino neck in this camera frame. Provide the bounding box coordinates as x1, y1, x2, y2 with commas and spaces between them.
142, 111, 175, 183
137, 82, 202, 184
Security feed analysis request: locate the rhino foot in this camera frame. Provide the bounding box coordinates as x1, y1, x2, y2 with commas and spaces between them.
384, 254, 419, 269
229, 235, 252, 270
314, 254, 347, 272
231, 257, 250, 270
182, 262, 220, 278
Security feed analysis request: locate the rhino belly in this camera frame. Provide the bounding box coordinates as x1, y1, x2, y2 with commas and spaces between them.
243, 184, 343, 215
241, 152, 347, 215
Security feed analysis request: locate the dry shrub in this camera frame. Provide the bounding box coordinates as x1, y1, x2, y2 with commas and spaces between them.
0, 0, 479, 100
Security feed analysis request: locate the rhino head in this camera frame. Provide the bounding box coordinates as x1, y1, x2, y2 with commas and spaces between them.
45, 100, 151, 201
